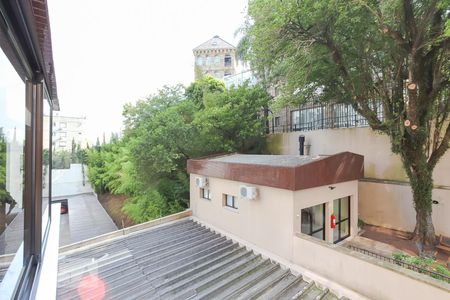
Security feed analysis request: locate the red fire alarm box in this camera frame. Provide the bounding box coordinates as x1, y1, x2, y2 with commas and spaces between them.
331, 214, 336, 228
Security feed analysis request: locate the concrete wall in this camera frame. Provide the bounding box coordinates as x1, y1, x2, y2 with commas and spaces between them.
269, 127, 450, 185
190, 174, 295, 260
293, 234, 450, 300
360, 181, 450, 236
269, 128, 450, 235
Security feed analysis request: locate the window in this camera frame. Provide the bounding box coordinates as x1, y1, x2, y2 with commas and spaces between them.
224, 54, 232, 67
333, 196, 351, 243
42, 97, 52, 241
200, 188, 211, 200
291, 110, 300, 130
205, 56, 212, 66
59, 141, 66, 148
214, 56, 220, 65
59, 132, 67, 138
196, 56, 204, 66
224, 194, 237, 209
0, 44, 27, 270
274, 117, 281, 127
301, 203, 325, 240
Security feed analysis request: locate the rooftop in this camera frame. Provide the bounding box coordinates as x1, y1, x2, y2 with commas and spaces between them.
57, 218, 337, 299
193, 35, 235, 51
188, 152, 364, 191
210, 154, 325, 167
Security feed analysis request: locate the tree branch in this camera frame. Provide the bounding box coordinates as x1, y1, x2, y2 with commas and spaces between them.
428, 121, 450, 170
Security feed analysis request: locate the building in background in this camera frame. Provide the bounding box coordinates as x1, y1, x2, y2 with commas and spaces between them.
44, 113, 86, 151
193, 35, 236, 80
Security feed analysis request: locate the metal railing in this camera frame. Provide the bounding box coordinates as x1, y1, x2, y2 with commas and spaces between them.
269, 101, 384, 133
348, 245, 450, 283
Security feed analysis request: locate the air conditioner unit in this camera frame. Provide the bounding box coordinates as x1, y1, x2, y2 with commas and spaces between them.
240, 185, 257, 200
195, 177, 208, 188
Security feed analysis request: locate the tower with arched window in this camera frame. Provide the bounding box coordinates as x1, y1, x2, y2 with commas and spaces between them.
193, 35, 236, 80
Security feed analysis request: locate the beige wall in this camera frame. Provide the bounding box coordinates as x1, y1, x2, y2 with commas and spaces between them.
269, 128, 450, 236
190, 174, 294, 259
293, 181, 359, 243
293, 234, 450, 300
360, 181, 450, 236
271, 128, 450, 186
190, 174, 359, 260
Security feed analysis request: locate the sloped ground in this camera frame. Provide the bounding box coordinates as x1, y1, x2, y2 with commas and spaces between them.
97, 193, 135, 228
57, 219, 343, 300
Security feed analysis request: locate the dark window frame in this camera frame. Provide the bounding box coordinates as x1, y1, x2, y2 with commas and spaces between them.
333, 196, 351, 243
301, 203, 326, 240
200, 188, 211, 200
0, 2, 55, 297
224, 54, 232, 67
224, 194, 237, 209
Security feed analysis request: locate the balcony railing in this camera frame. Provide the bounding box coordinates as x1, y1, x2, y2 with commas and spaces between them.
270, 101, 384, 133
348, 245, 450, 283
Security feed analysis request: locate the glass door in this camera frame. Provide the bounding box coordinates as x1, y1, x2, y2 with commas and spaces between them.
333, 196, 350, 243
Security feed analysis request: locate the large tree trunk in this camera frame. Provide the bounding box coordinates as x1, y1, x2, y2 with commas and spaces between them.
406, 155, 437, 256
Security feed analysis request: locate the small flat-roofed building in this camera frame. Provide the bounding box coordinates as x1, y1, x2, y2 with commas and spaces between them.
187, 152, 364, 261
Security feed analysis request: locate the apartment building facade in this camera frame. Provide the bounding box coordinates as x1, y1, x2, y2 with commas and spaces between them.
193, 35, 236, 80
44, 113, 86, 152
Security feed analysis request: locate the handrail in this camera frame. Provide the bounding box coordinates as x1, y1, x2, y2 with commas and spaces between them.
347, 245, 450, 283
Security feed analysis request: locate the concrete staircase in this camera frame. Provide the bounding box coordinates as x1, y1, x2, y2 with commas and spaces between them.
57, 219, 341, 300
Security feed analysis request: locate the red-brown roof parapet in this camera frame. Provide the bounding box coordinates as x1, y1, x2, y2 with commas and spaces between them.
187, 152, 364, 191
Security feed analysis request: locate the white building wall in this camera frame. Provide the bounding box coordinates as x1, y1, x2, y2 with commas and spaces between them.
190, 174, 360, 261
270, 128, 450, 235
190, 174, 295, 260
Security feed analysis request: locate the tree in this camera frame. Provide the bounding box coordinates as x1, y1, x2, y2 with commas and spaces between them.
241, 0, 449, 253
0, 128, 15, 234
194, 82, 271, 153
185, 75, 226, 108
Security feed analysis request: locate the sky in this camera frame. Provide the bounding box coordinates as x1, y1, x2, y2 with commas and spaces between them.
47, 0, 249, 143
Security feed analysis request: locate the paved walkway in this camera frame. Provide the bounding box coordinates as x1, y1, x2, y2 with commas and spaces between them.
349, 224, 449, 264
58, 193, 117, 247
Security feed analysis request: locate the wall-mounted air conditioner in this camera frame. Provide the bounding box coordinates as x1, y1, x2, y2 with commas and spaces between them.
240, 185, 257, 200
195, 177, 208, 188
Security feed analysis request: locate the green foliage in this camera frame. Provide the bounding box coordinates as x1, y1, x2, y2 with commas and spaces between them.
435, 265, 450, 277
52, 150, 71, 169
195, 82, 270, 153
0, 128, 14, 206
392, 252, 450, 281
87, 79, 270, 224
242, 0, 450, 250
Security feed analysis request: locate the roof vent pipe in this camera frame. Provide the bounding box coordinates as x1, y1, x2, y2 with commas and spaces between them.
299, 135, 305, 156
